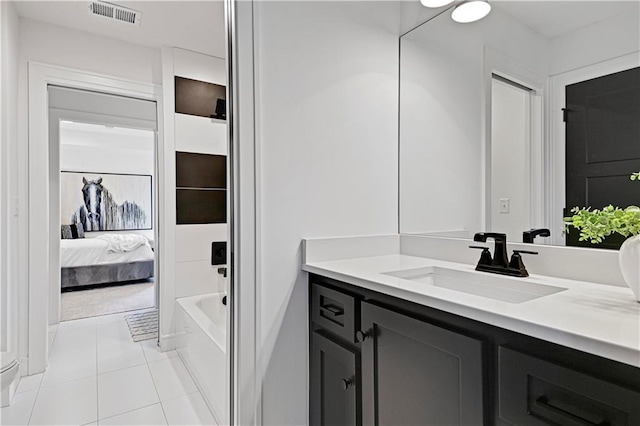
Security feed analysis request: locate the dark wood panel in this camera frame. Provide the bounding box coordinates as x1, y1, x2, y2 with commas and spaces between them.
587, 174, 640, 208
499, 347, 640, 426
311, 331, 360, 426
309, 274, 640, 426
565, 66, 640, 249
360, 301, 485, 426
176, 152, 226, 189
176, 188, 226, 224
175, 76, 226, 119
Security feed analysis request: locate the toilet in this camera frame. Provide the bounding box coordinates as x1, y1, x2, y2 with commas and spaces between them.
0, 352, 19, 407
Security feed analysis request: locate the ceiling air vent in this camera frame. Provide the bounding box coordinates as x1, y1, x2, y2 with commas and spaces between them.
88, 1, 141, 26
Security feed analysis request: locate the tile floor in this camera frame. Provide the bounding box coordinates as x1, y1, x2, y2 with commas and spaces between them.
0, 310, 216, 426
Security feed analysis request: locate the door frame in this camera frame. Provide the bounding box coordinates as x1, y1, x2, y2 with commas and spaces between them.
25, 62, 164, 374
549, 52, 640, 245
483, 48, 547, 236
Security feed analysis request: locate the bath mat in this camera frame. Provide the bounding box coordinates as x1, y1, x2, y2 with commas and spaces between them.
125, 309, 158, 342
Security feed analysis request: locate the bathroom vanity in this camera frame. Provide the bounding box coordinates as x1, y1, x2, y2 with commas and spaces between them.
305, 1, 640, 424
304, 238, 640, 426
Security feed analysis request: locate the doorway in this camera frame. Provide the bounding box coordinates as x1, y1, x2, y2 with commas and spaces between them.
488, 71, 544, 241
49, 86, 159, 329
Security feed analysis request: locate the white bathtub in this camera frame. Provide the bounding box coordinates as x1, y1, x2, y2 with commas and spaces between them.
176, 292, 227, 424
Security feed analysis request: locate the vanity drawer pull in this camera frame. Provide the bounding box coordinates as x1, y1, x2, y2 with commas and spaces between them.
532, 396, 610, 426
319, 304, 344, 317
311, 282, 357, 342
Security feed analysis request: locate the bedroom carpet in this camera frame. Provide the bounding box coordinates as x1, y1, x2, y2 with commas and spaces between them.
60, 280, 155, 321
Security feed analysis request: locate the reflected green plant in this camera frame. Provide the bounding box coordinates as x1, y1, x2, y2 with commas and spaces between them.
564, 172, 640, 244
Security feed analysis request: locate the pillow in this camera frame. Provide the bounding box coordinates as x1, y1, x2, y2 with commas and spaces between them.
74, 223, 85, 239
61, 223, 85, 239
61, 225, 73, 239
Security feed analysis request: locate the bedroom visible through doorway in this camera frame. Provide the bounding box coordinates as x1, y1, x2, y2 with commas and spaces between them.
50, 87, 158, 327
59, 122, 156, 321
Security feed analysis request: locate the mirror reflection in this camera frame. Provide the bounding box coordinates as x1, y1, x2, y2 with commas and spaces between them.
399, 0, 640, 247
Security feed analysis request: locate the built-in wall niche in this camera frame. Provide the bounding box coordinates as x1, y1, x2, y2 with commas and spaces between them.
175, 76, 226, 120
176, 151, 227, 224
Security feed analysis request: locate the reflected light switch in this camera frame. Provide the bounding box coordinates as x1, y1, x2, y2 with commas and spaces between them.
499, 198, 510, 214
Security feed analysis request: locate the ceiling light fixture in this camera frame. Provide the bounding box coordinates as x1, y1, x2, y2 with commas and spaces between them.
451, 0, 492, 23
420, 0, 455, 8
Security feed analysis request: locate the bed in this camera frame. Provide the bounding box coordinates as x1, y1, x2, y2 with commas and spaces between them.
60, 235, 154, 289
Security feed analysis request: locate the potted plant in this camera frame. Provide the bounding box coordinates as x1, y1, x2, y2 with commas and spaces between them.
564, 172, 640, 302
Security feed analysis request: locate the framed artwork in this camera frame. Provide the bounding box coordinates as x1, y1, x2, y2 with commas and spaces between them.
61, 171, 153, 231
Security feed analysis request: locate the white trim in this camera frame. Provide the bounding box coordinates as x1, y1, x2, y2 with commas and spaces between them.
228, 0, 260, 424
159, 46, 177, 352
26, 62, 163, 374
549, 52, 640, 245
483, 48, 548, 236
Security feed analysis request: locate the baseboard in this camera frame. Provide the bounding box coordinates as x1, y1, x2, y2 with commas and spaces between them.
159, 333, 177, 351
18, 357, 29, 376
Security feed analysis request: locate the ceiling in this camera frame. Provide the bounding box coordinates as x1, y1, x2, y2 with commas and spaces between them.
492, 0, 639, 39
14, 1, 226, 58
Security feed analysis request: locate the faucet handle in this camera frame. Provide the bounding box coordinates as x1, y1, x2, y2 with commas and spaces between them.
513, 250, 538, 256
509, 250, 538, 276
469, 246, 492, 266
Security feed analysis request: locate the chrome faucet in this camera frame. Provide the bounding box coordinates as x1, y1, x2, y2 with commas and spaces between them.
470, 232, 538, 277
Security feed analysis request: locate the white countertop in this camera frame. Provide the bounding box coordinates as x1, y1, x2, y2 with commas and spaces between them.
303, 254, 640, 368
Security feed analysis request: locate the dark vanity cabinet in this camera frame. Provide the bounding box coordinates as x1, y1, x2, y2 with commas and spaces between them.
311, 331, 359, 426
309, 274, 640, 426
360, 302, 484, 425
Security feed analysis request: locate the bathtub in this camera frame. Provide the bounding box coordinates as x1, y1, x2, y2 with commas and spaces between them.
176, 292, 227, 424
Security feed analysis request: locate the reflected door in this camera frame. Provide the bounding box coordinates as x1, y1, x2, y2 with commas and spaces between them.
565, 67, 640, 249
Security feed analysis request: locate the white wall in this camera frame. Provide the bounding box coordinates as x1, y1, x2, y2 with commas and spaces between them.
549, 9, 640, 76
60, 124, 155, 176
16, 18, 163, 365
19, 19, 162, 85
491, 78, 529, 238
399, 8, 548, 237
253, 2, 400, 424
1, 0, 20, 360
59, 122, 155, 240
399, 4, 640, 239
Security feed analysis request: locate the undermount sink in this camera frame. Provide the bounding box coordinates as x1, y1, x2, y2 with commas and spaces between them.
382, 266, 567, 303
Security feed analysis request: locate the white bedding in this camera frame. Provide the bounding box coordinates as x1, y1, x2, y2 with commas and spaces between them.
60, 237, 154, 268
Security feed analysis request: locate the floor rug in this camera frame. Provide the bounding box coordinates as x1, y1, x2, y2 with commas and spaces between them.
60, 280, 155, 321
125, 309, 159, 342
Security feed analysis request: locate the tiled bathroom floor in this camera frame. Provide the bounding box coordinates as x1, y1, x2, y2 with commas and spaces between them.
0, 310, 216, 426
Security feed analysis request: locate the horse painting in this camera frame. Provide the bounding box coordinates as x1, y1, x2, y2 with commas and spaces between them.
71, 176, 147, 231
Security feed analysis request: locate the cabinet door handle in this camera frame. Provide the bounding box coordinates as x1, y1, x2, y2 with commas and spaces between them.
319, 304, 344, 317
355, 330, 370, 343
341, 377, 354, 390
532, 396, 610, 426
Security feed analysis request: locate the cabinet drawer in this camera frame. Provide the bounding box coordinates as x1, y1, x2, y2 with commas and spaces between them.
499, 347, 640, 426
311, 283, 357, 343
